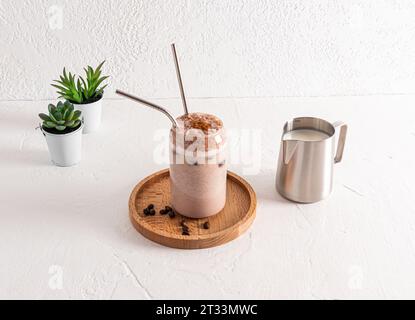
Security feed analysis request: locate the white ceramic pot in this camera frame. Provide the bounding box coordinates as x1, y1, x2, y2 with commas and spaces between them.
73, 98, 102, 134
41, 123, 83, 167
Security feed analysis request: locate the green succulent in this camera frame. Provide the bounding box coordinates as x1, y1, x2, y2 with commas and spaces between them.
39, 101, 82, 132
51, 61, 108, 104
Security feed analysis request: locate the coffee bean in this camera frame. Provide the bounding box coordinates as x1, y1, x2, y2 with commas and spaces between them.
169, 211, 176, 218
203, 221, 210, 230
182, 231, 190, 236
143, 208, 150, 216
160, 209, 167, 215
147, 204, 154, 210
165, 206, 172, 212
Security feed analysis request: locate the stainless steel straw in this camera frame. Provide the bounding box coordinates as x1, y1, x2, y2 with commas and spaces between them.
115, 89, 178, 127
171, 43, 189, 115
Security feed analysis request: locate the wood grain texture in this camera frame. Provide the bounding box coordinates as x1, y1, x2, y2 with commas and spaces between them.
129, 169, 257, 249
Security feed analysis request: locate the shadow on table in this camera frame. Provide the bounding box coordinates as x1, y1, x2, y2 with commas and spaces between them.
0, 107, 38, 131
0, 107, 51, 167
0, 146, 50, 167
240, 169, 291, 204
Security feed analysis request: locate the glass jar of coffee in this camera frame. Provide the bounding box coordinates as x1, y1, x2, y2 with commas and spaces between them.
169, 113, 227, 218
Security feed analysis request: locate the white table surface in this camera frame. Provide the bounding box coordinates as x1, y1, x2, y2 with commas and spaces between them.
1, 95, 414, 300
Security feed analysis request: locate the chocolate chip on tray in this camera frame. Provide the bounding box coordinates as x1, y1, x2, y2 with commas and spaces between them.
179, 220, 190, 235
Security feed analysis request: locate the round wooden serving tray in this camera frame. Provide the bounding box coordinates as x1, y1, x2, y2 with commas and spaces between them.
129, 169, 256, 249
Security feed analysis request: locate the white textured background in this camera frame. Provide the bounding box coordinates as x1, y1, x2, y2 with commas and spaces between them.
2, 0, 415, 301
1, 0, 415, 100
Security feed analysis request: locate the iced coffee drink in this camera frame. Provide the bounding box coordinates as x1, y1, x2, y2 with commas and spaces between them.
170, 113, 227, 218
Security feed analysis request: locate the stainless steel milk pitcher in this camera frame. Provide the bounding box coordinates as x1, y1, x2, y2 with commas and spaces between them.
276, 117, 347, 203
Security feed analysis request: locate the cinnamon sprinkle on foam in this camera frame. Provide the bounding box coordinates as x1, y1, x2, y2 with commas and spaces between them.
176, 113, 223, 134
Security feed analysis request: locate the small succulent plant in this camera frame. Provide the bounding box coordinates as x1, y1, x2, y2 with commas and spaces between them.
51, 61, 108, 104
39, 101, 82, 132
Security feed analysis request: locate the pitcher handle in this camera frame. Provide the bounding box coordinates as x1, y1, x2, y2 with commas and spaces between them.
333, 121, 347, 163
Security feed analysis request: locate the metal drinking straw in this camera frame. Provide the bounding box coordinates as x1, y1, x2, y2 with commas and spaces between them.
115, 89, 178, 127
171, 43, 189, 115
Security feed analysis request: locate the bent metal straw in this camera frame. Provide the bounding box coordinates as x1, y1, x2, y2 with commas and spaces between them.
115, 89, 178, 127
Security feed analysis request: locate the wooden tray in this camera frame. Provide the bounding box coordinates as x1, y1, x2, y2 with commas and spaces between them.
129, 169, 256, 249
